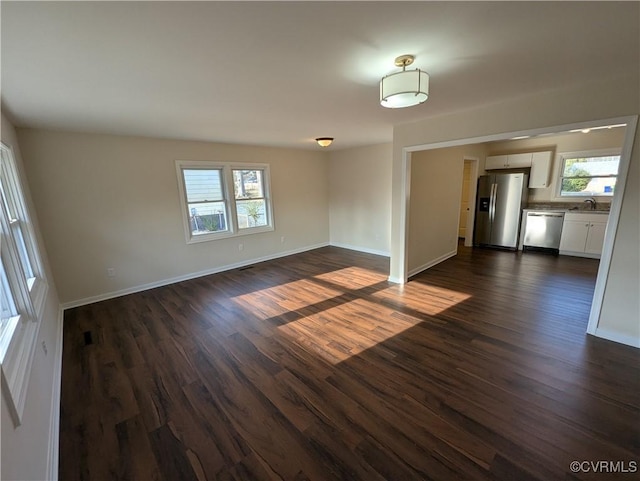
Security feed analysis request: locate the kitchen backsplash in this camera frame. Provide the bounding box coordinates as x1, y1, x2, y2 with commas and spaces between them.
526, 201, 611, 212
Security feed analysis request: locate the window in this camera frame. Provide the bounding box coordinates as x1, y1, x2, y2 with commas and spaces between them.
183, 168, 229, 236
233, 169, 269, 229
1, 142, 47, 425
558, 152, 620, 197
176, 161, 273, 243
0, 260, 18, 326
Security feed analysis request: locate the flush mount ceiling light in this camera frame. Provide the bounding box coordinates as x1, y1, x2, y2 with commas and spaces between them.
315, 137, 334, 147
380, 55, 429, 109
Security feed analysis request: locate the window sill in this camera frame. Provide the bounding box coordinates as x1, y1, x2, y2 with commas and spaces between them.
551, 195, 614, 203
186, 225, 275, 244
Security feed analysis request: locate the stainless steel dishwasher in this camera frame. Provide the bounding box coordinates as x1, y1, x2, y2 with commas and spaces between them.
523, 211, 565, 253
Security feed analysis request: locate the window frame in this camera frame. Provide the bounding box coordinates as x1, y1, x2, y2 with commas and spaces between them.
0, 142, 48, 426
176, 160, 274, 244
232, 167, 272, 231
554, 148, 621, 200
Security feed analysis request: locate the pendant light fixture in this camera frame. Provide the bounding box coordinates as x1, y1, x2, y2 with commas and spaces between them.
380, 55, 429, 108
315, 137, 334, 147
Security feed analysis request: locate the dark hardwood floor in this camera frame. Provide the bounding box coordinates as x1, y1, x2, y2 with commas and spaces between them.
60, 245, 640, 480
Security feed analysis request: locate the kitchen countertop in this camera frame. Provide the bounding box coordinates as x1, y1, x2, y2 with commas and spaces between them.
523, 208, 610, 215
564, 209, 610, 214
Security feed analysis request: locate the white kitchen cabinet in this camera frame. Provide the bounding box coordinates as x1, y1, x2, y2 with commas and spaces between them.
507, 153, 533, 168
485, 153, 533, 170
559, 219, 589, 252
529, 151, 553, 188
559, 213, 608, 258
584, 221, 607, 255
485, 155, 509, 170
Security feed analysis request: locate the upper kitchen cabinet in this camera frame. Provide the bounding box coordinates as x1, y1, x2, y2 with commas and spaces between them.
485, 153, 532, 170
529, 151, 553, 188
485, 150, 553, 188
506, 153, 533, 168
485, 154, 509, 170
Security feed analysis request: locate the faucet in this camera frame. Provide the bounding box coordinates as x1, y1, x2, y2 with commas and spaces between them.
584, 198, 596, 210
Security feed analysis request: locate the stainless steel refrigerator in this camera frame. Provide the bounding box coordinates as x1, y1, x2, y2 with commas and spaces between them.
474, 172, 528, 249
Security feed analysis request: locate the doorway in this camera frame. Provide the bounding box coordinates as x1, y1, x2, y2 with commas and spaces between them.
458, 159, 476, 246
395, 115, 637, 345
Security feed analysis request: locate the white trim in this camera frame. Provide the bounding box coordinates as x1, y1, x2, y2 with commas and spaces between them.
407, 249, 457, 278
587, 115, 638, 335
175, 161, 232, 243
558, 250, 601, 260
591, 328, 640, 349
61, 242, 329, 309
46, 308, 64, 481
395, 115, 637, 346
175, 160, 275, 244
329, 242, 389, 257
1, 316, 40, 425
552, 147, 622, 201
462, 157, 479, 247
0, 142, 49, 425
1, 143, 49, 320
402, 117, 635, 154
395, 150, 411, 284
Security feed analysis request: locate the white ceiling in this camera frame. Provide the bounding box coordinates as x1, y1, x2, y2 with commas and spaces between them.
2, 1, 638, 150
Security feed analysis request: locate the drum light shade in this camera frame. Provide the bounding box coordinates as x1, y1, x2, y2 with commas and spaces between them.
380, 69, 429, 108
379, 55, 429, 108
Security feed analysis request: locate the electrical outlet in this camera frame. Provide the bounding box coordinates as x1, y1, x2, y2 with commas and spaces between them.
41, 340, 48, 356
280, 236, 285, 244
238, 243, 244, 251
106, 267, 116, 277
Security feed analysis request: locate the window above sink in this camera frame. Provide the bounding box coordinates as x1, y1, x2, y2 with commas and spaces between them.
557, 149, 620, 198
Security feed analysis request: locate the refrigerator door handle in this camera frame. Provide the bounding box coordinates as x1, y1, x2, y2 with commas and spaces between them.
489, 183, 497, 221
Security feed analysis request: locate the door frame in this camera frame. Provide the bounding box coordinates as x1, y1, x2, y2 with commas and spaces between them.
459, 157, 479, 247
395, 115, 638, 340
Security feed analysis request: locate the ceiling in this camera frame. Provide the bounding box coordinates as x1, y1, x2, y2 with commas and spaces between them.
2, 1, 638, 150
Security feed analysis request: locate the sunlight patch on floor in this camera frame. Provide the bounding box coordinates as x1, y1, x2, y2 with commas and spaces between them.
234, 272, 472, 364
231, 277, 344, 319
276, 298, 422, 363
313, 266, 386, 290
372, 282, 472, 316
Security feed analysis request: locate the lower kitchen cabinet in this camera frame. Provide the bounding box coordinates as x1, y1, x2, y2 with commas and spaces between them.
559, 213, 608, 258
584, 221, 607, 255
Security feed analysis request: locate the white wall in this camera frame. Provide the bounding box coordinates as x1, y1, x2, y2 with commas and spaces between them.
597, 128, 640, 344
390, 74, 640, 344
17, 129, 330, 305
328, 143, 392, 256
407, 144, 484, 275
1, 114, 63, 481
487, 127, 626, 203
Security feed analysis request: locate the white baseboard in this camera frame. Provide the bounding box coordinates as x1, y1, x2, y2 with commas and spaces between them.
559, 250, 601, 259
387, 275, 404, 284
46, 308, 64, 481
329, 242, 390, 257
592, 327, 640, 348
407, 249, 457, 278
61, 243, 329, 310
